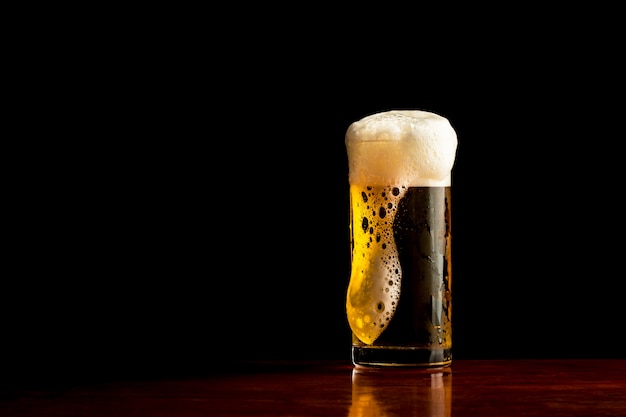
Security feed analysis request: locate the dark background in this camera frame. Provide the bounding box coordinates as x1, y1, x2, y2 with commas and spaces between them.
4, 7, 625, 388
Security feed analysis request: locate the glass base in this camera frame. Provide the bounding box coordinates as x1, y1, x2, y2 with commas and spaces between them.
352, 346, 452, 369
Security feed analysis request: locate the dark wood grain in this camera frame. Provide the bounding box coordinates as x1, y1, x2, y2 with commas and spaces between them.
1, 360, 625, 416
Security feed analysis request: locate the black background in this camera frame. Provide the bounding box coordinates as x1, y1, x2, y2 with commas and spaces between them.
4, 7, 625, 388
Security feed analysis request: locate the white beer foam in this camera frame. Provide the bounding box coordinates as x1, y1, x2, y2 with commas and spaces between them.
346, 110, 458, 187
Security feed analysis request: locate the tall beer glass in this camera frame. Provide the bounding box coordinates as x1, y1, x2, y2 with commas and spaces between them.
345, 110, 458, 368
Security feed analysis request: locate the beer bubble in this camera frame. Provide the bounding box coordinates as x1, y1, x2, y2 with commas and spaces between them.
361, 217, 368, 233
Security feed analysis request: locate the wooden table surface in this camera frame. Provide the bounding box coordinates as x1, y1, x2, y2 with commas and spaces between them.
1, 359, 625, 416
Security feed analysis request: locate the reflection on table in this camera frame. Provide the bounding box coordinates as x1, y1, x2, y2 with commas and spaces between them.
350, 367, 451, 417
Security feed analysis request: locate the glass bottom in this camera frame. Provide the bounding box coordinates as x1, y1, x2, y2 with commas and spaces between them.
352, 346, 452, 369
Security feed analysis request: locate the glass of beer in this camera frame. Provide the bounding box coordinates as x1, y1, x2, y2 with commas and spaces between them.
345, 110, 458, 368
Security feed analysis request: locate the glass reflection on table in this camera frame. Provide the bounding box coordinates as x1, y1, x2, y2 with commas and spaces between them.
349, 367, 452, 417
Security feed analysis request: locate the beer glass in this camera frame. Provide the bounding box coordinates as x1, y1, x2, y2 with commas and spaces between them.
345, 110, 458, 368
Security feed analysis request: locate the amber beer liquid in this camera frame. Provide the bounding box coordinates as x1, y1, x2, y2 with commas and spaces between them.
345, 110, 458, 368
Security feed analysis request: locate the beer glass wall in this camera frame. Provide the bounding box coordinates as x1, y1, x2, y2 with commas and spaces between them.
345, 110, 458, 368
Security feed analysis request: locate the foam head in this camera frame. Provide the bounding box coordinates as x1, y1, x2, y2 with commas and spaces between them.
346, 110, 458, 187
